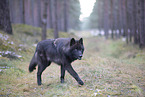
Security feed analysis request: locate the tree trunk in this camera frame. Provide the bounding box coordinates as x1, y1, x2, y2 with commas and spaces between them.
41, 0, 48, 40
64, 0, 68, 32
110, 0, 114, 39
122, 0, 127, 37
118, 0, 122, 38
133, 0, 138, 44
49, 0, 53, 29
53, 0, 59, 38
128, 0, 133, 43
0, 0, 12, 34
31, 0, 34, 26
37, 0, 41, 27
139, 0, 145, 48
22, 0, 25, 24
125, 0, 129, 44
104, 0, 109, 39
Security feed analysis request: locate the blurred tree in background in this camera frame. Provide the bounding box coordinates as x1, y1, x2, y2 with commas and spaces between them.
1, 0, 144, 48
41, 0, 48, 40
8, 0, 81, 39
0, 0, 13, 34
88, 0, 145, 48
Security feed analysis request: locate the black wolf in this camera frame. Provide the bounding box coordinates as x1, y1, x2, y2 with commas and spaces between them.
29, 38, 84, 85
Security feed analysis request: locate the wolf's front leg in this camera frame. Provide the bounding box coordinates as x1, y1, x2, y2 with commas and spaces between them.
65, 64, 84, 85
60, 65, 65, 83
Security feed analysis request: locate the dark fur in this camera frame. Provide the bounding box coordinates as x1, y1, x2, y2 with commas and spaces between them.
29, 38, 84, 85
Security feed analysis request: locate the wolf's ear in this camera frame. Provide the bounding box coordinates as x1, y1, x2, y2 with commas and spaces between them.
79, 38, 83, 44
70, 38, 75, 46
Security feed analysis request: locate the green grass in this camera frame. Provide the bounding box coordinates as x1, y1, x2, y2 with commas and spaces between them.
0, 26, 145, 97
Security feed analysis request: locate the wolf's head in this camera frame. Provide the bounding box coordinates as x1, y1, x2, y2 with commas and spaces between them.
69, 38, 84, 61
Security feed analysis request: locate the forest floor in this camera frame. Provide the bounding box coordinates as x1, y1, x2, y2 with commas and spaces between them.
0, 25, 145, 97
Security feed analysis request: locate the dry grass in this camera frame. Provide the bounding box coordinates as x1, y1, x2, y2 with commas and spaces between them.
0, 28, 145, 96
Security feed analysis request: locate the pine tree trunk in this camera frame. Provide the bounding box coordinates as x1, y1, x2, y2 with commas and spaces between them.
125, 0, 129, 44
31, 0, 34, 26
0, 0, 12, 34
37, 0, 41, 27
53, 0, 59, 38
133, 0, 138, 44
110, 0, 114, 39
104, 0, 109, 39
41, 0, 48, 40
64, 0, 68, 32
49, 0, 53, 29
139, 0, 145, 48
22, 0, 25, 24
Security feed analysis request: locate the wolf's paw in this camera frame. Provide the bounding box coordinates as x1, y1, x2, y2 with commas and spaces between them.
38, 82, 42, 86
61, 79, 64, 83
38, 83, 42, 86
78, 80, 84, 85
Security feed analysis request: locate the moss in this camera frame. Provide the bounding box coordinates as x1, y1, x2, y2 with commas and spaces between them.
11, 24, 75, 46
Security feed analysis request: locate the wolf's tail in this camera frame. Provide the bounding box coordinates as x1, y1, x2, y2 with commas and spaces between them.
29, 52, 37, 72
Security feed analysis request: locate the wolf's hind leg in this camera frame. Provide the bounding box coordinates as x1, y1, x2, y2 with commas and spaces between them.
37, 61, 51, 85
